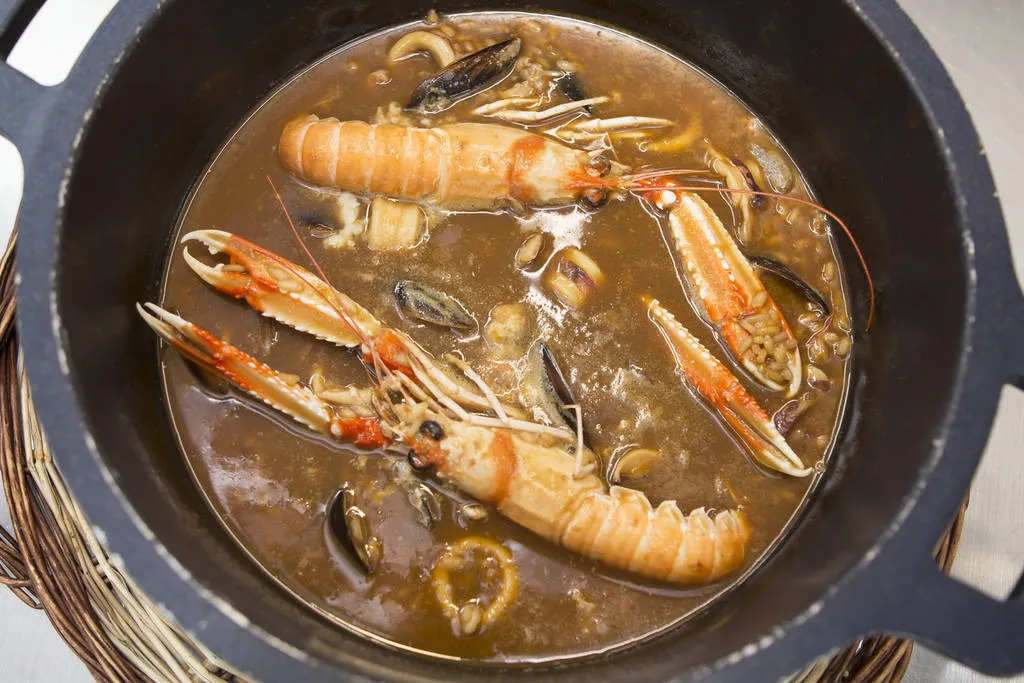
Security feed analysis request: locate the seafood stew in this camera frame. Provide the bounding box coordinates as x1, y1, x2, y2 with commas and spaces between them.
149, 12, 853, 663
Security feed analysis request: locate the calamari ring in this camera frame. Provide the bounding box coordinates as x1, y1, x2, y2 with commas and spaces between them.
387, 31, 457, 67
431, 536, 518, 635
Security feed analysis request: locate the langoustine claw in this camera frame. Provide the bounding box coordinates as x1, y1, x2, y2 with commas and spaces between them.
645, 298, 811, 477
641, 186, 803, 397
137, 303, 387, 447
180, 229, 381, 348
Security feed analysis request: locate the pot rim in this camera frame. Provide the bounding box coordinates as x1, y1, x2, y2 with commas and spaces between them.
9, 0, 1020, 680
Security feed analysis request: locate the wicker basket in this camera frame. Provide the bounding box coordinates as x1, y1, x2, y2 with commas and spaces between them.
0, 232, 966, 682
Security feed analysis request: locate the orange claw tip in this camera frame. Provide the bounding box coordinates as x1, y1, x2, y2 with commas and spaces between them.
136, 302, 232, 371
136, 302, 228, 375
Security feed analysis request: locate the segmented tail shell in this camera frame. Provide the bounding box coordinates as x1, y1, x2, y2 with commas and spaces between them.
437, 422, 751, 585
279, 116, 446, 200
278, 115, 595, 210
560, 486, 750, 584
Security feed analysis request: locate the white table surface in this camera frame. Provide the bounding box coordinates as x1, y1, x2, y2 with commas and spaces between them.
0, 1, 1022, 681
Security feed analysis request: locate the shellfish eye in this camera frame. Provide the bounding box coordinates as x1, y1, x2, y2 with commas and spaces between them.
581, 188, 608, 209
586, 155, 612, 177
419, 420, 445, 440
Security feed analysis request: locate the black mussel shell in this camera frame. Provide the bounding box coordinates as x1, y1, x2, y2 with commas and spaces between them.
407, 38, 521, 114
326, 485, 380, 575
410, 484, 443, 530
748, 255, 831, 314
394, 280, 476, 331
540, 341, 586, 438
772, 393, 815, 436
556, 72, 593, 113
730, 157, 767, 211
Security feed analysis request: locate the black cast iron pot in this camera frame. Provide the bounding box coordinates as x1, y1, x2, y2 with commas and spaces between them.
2, 0, 1023, 680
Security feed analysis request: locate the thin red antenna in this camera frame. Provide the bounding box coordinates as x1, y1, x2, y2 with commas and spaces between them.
635, 183, 875, 331
264, 175, 394, 380
266, 174, 333, 287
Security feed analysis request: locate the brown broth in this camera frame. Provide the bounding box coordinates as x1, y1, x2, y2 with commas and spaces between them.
158, 11, 852, 663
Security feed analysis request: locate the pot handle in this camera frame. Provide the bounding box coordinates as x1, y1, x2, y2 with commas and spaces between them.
0, 0, 55, 148
888, 562, 1024, 675
885, 282, 1024, 675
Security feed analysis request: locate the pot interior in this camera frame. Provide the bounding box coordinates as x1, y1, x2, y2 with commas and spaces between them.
54, 0, 968, 678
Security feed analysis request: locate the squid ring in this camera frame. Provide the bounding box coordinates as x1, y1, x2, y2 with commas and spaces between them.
431, 536, 518, 635
387, 31, 457, 67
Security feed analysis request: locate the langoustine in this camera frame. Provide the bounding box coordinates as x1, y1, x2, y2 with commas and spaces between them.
139, 230, 751, 585
278, 116, 618, 212
278, 115, 804, 420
